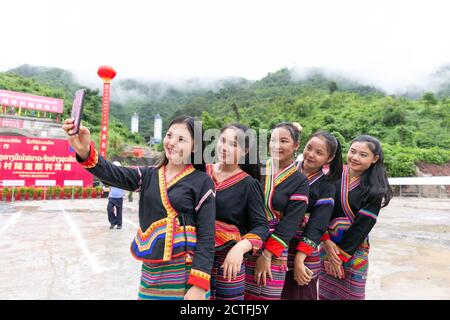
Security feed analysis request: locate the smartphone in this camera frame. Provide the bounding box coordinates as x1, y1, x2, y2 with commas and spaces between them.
68, 88, 86, 136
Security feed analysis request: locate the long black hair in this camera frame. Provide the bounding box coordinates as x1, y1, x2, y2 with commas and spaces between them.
273, 122, 302, 144
220, 123, 261, 180
351, 135, 393, 208
309, 131, 343, 182
156, 115, 206, 172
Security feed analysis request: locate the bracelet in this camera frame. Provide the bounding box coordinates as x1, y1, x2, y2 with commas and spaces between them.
261, 250, 272, 261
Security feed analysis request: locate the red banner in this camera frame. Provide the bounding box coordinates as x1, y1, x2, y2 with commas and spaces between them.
0, 89, 64, 114
0, 118, 24, 128
0, 136, 93, 187
99, 82, 110, 158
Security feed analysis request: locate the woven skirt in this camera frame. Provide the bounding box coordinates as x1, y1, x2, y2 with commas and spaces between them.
244, 249, 288, 300
318, 246, 369, 300
210, 246, 245, 300
138, 255, 210, 300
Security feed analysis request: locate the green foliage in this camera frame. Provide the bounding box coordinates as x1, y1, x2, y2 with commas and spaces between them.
110, 68, 449, 177
5, 65, 449, 177
328, 81, 338, 94
422, 92, 438, 105
382, 107, 406, 126
27, 187, 35, 197
383, 144, 450, 177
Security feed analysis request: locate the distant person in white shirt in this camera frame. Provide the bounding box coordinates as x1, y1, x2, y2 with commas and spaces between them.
108, 161, 125, 230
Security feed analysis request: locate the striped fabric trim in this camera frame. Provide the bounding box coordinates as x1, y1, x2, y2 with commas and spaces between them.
264, 159, 297, 221
289, 194, 309, 203
195, 189, 216, 213
341, 165, 356, 223
307, 171, 324, 186
265, 235, 287, 258
297, 161, 324, 185
349, 176, 361, 191
242, 233, 263, 252
215, 220, 241, 248
274, 161, 297, 187
264, 159, 277, 220
328, 217, 352, 244
159, 166, 180, 261
358, 209, 378, 220
167, 165, 195, 189
190, 268, 211, 281
315, 197, 335, 207
270, 234, 288, 248
296, 239, 316, 256
131, 222, 197, 262
337, 246, 352, 263
206, 163, 213, 176
79, 142, 99, 168
188, 269, 211, 291
206, 164, 250, 191
300, 236, 318, 249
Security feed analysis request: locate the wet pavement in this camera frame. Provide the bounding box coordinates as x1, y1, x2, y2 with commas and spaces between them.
0, 197, 449, 300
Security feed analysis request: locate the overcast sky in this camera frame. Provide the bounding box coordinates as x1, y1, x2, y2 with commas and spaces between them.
1, 0, 449, 92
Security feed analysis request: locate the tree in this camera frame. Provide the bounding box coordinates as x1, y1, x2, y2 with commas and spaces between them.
328, 81, 338, 94
422, 92, 438, 105
231, 103, 241, 122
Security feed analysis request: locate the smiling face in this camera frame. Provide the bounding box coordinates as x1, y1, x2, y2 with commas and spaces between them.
302, 136, 334, 172
347, 141, 379, 174
269, 127, 299, 164
216, 127, 246, 165
163, 122, 194, 165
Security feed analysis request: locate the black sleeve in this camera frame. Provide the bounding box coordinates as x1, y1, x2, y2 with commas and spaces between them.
76, 146, 149, 192
300, 182, 336, 251
266, 177, 309, 257
242, 179, 270, 250
338, 196, 383, 260
188, 177, 216, 289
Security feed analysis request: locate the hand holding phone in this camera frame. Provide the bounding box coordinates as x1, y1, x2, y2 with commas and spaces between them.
68, 88, 86, 136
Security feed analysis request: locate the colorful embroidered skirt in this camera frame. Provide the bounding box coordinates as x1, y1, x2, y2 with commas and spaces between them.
318, 246, 369, 300
210, 247, 245, 300
244, 249, 288, 300
138, 255, 211, 300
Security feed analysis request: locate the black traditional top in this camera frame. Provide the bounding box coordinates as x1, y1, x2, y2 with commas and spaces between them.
206, 164, 269, 252
323, 165, 382, 263
77, 144, 216, 290
261, 159, 309, 258
290, 161, 336, 255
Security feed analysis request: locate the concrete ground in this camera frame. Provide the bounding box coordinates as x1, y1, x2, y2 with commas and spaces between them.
0, 197, 449, 300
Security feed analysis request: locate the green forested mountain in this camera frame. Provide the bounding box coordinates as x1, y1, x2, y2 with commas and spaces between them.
9, 64, 80, 95
5, 64, 450, 177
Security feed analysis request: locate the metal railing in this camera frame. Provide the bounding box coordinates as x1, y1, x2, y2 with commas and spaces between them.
388, 176, 450, 197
